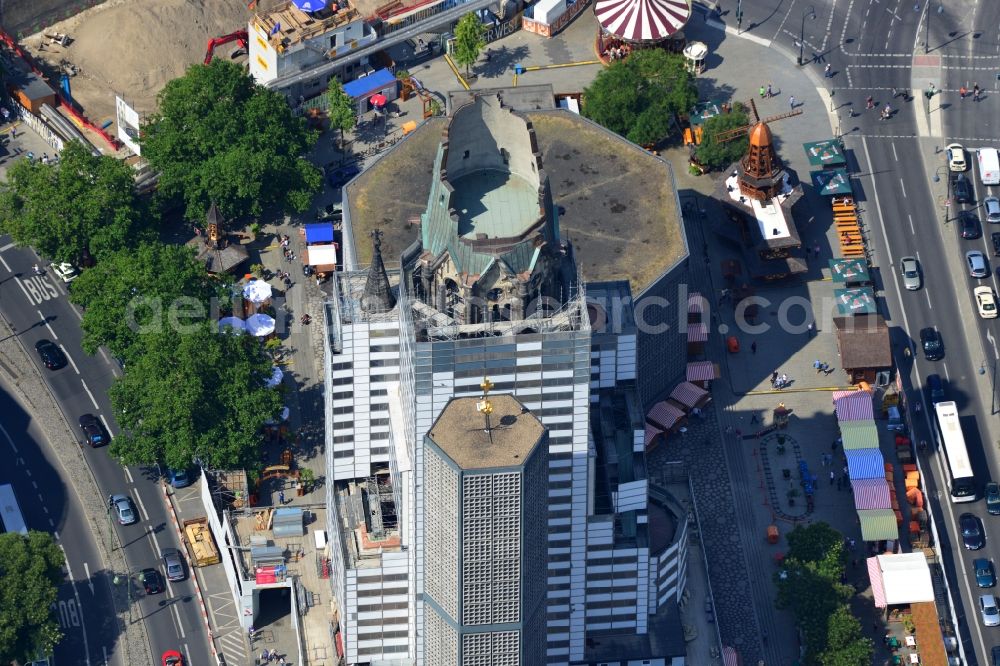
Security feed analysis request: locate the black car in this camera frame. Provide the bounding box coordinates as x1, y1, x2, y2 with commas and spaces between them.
139, 568, 164, 595
34, 339, 66, 370
992, 644, 1000, 666
78, 414, 108, 447
919, 328, 944, 361
926, 373, 945, 405
962, 512, 986, 550
953, 173, 974, 204
962, 212, 982, 239
326, 163, 361, 189
992, 232, 1000, 257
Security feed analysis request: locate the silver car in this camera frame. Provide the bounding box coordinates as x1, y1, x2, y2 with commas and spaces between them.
108, 494, 137, 525
162, 548, 185, 582
986, 196, 1000, 224
982, 594, 1000, 626
968, 250, 990, 278
900, 256, 921, 290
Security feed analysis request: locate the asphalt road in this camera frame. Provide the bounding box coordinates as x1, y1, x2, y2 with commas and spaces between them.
0, 240, 212, 666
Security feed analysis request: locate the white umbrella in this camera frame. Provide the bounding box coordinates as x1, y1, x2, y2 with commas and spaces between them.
218, 317, 246, 334
246, 313, 276, 337
242, 279, 273, 304
266, 366, 284, 388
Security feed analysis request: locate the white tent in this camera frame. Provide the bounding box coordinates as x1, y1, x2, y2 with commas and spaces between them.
242, 279, 273, 304
218, 317, 246, 334
246, 313, 276, 337
305, 245, 338, 269
867, 553, 935, 607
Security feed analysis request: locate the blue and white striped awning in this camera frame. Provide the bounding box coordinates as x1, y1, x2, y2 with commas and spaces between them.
845, 447, 885, 480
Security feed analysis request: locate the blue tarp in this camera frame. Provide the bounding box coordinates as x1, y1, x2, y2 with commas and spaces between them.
342, 69, 396, 99
845, 447, 886, 481
304, 223, 335, 244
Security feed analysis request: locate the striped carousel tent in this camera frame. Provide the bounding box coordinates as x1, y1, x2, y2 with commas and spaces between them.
595, 0, 691, 43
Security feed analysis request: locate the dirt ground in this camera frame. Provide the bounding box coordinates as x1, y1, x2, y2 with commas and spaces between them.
20, 0, 264, 128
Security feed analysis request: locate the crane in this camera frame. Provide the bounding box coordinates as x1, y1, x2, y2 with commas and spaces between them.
204, 30, 249, 65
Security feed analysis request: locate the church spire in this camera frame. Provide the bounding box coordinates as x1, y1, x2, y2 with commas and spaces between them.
361, 229, 396, 313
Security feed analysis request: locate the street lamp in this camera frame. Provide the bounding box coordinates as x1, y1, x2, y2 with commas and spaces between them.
924, 3, 943, 54
797, 6, 816, 66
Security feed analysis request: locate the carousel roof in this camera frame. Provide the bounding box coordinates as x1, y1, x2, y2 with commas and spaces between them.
595, 0, 690, 43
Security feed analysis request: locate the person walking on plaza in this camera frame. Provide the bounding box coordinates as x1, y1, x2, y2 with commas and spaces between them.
865, 95, 874, 110
974, 82, 981, 102
829, 470, 835, 485
960, 85, 967, 99
789, 95, 796, 109
278, 490, 285, 505
751, 341, 757, 354
759, 84, 766, 98
824, 63, 832, 77
766, 83, 773, 98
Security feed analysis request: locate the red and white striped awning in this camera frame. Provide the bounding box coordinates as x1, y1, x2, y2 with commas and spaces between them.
721, 646, 741, 666
595, 0, 691, 42
687, 292, 705, 314
833, 390, 874, 422
686, 360, 719, 382
669, 381, 709, 409
644, 423, 663, 448
867, 556, 887, 607
687, 322, 708, 342
647, 400, 685, 430
852, 477, 892, 510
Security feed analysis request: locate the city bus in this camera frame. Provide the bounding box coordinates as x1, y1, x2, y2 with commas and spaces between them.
934, 401, 977, 503
0, 483, 28, 534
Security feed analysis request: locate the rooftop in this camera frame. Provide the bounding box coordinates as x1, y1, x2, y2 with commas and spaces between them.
253, 0, 358, 49
344, 104, 684, 294
427, 395, 546, 470
724, 171, 794, 241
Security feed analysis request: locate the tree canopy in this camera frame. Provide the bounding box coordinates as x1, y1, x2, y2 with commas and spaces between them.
110, 325, 283, 470
0, 140, 147, 264
0, 531, 64, 663
582, 50, 698, 147
141, 59, 322, 221
326, 78, 356, 147
775, 522, 872, 665
695, 104, 751, 170
453, 12, 486, 75
70, 242, 229, 362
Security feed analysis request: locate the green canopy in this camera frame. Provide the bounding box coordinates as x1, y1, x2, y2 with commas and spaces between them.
689, 100, 723, 127
829, 258, 870, 284
811, 168, 853, 196
840, 421, 879, 450
803, 139, 847, 168
857, 508, 898, 541
834, 287, 877, 315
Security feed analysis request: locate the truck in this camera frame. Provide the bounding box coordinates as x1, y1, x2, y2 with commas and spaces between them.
978, 147, 1000, 186
182, 517, 220, 567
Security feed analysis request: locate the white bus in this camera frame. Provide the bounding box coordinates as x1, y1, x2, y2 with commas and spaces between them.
0, 483, 28, 534
934, 401, 977, 502
978, 148, 1000, 186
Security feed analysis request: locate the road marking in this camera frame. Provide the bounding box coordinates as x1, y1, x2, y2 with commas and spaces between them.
31, 480, 38, 490
864, 137, 894, 266
0, 243, 13, 252
892, 142, 899, 161
83, 562, 94, 595
62, 345, 80, 375
133, 492, 149, 522
943, 362, 950, 381
988, 330, 999, 360
80, 379, 99, 411
0, 255, 9, 272
899, 178, 907, 199
0, 423, 17, 455
59, 544, 92, 666
43, 314, 58, 339
99, 414, 114, 437
908, 213, 916, 234
123, 467, 133, 484
173, 605, 187, 639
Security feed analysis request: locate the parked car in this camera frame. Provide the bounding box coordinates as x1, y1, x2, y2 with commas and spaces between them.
167, 468, 192, 489
919, 328, 944, 360
954, 173, 974, 204
977, 559, 997, 588
900, 256, 921, 290
988, 197, 1000, 223
992, 232, 1000, 256
139, 568, 165, 595
989, 482, 1000, 516
982, 594, 1000, 626
50, 262, 78, 283
948, 143, 968, 172
962, 211, 982, 239
34, 339, 66, 370
109, 494, 137, 526
78, 414, 108, 447
968, 250, 990, 278
963, 512, 986, 550
977, 286, 999, 319
162, 548, 185, 582
326, 163, 361, 189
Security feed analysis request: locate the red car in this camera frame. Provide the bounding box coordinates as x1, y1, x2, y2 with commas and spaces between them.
162, 650, 183, 666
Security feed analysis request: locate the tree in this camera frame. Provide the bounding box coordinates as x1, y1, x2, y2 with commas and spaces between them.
582, 50, 698, 147
0, 532, 64, 663
109, 326, 282, 470
141, 59, 322, 222
695, 105, 751, 170
818, 606, 873, 666
70, 242, 229, 362
326, 78, 356, 149
453, 12, 486, 75
0, 140, 147, 264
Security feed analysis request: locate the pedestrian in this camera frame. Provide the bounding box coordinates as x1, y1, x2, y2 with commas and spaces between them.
960, 85, 967, 99
891, 87, 898, 99
829, 470, 835, 485
789, 95, 796, 109
271, 649, 280, 661
814, 359, 823, 373
261, 650, 269, 663
279, 658, 286, 666
813, 242, 820, 257
759, 85, 766, 98
866, 95, 874, 110
771, 371, 779, 384
751, 340, 757, 354
849, 537, 856, 550
750, 411, 759, 424
9, 127, 14, 139
278, 490, 286, 505
807, 322, 815, 337
766, 83, 773, 98
824, 63, 832, 78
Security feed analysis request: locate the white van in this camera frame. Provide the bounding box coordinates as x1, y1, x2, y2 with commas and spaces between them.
978, 148, 1000, 185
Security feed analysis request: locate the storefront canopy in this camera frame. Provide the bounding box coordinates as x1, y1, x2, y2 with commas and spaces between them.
803, 139, 847, 168
829, 258, 870, 284
845, 447, 885, 480
811, 168, 853, 196
834, 287, 877, 315
866, 553, 935, 607
858, 509, 899, 542
688, 100, 723, 127
595, 0, 691, 42
342, 68, 396, 99
840, 420, 879, 449
833, 390, 874, 422
852, 478, 892, 510
304, 222, 335, 244
304, 245, 338, 270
